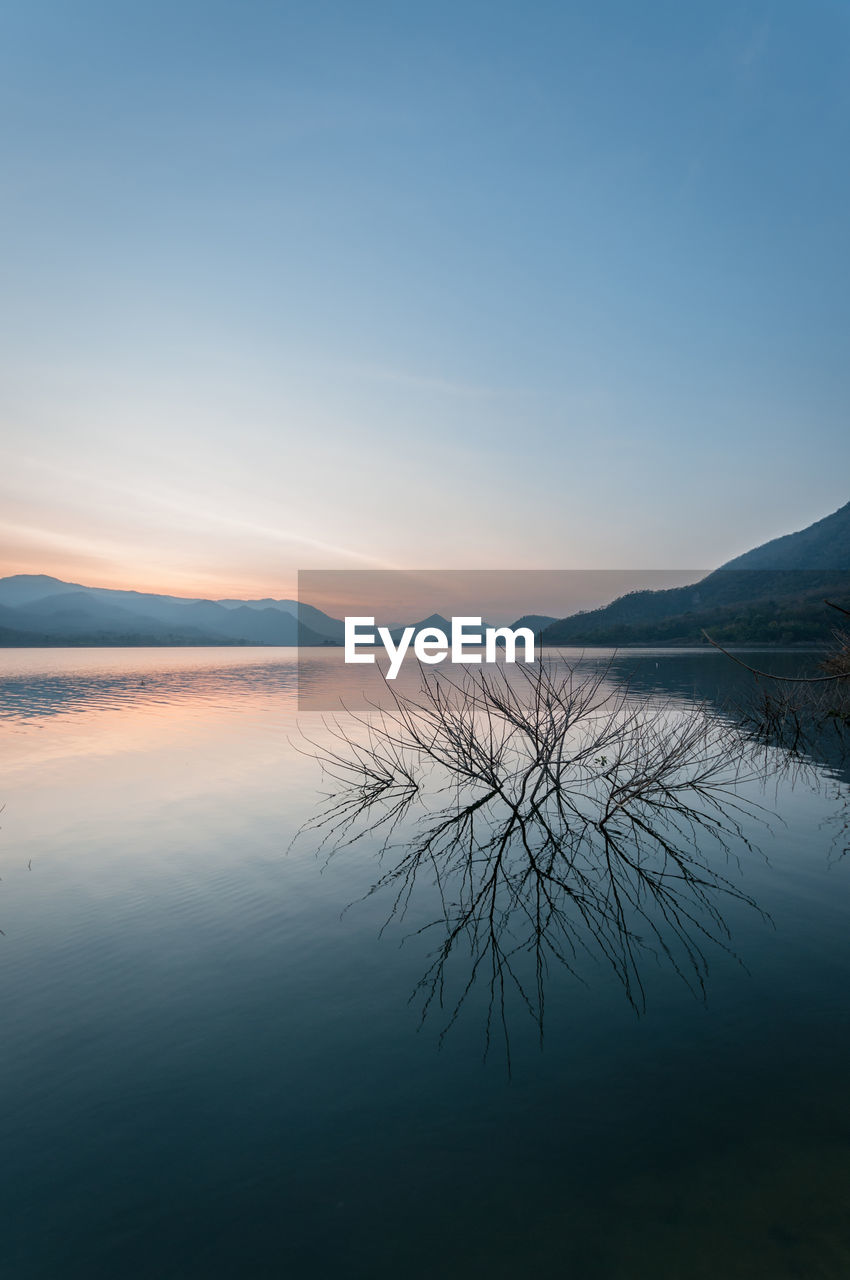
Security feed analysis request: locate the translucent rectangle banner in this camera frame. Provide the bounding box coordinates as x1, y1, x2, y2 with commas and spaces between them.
294, 568, 850, 710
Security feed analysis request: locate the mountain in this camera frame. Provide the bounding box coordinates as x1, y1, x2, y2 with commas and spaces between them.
542, 501, 850, 647
721, 501, 850, 572
212, 598, 343, 641
509, 614, 558, 635
0, 575, 340, 647
387, 614, 454, 645
0, 574, 87, 608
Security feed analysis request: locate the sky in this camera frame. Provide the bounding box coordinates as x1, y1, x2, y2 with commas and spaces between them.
1, 0, 848, 599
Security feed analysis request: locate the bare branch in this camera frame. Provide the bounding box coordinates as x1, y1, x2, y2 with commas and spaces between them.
294, 657, 773, 1063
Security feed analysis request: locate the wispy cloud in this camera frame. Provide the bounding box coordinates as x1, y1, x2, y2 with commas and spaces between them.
4, 457, 398, 576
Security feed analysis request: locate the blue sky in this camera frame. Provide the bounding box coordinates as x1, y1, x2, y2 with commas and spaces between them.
1, 0, 848, 596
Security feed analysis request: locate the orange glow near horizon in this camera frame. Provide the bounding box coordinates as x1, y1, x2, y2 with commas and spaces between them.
0, 554, 301, 602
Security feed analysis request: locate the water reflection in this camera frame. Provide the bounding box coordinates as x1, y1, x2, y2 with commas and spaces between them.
595, 650, 850, 864
0, 648, 298, 721
299, 659, 775, 1063
2, 647, 850, 1274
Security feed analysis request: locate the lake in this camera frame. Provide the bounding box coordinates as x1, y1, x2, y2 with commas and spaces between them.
0, 647, 848, 1278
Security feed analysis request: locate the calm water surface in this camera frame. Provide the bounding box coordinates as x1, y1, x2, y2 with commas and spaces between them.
0, 647, 848, 1278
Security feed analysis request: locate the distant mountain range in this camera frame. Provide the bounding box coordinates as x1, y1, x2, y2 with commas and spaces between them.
0, 575, 342, 647
2, 501, 848, 647
542, 500, 850, 647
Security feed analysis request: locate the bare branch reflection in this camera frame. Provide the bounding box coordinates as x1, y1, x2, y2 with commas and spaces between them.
298, 660, 771, 1063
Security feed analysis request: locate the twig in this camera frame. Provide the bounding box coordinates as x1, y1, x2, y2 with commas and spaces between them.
701, 631, 850, 682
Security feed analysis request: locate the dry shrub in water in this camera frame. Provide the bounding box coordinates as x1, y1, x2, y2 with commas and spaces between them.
298, 659, 770, 1061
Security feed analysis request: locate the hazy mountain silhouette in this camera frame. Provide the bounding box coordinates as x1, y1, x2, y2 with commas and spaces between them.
0, 576, 339, 647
